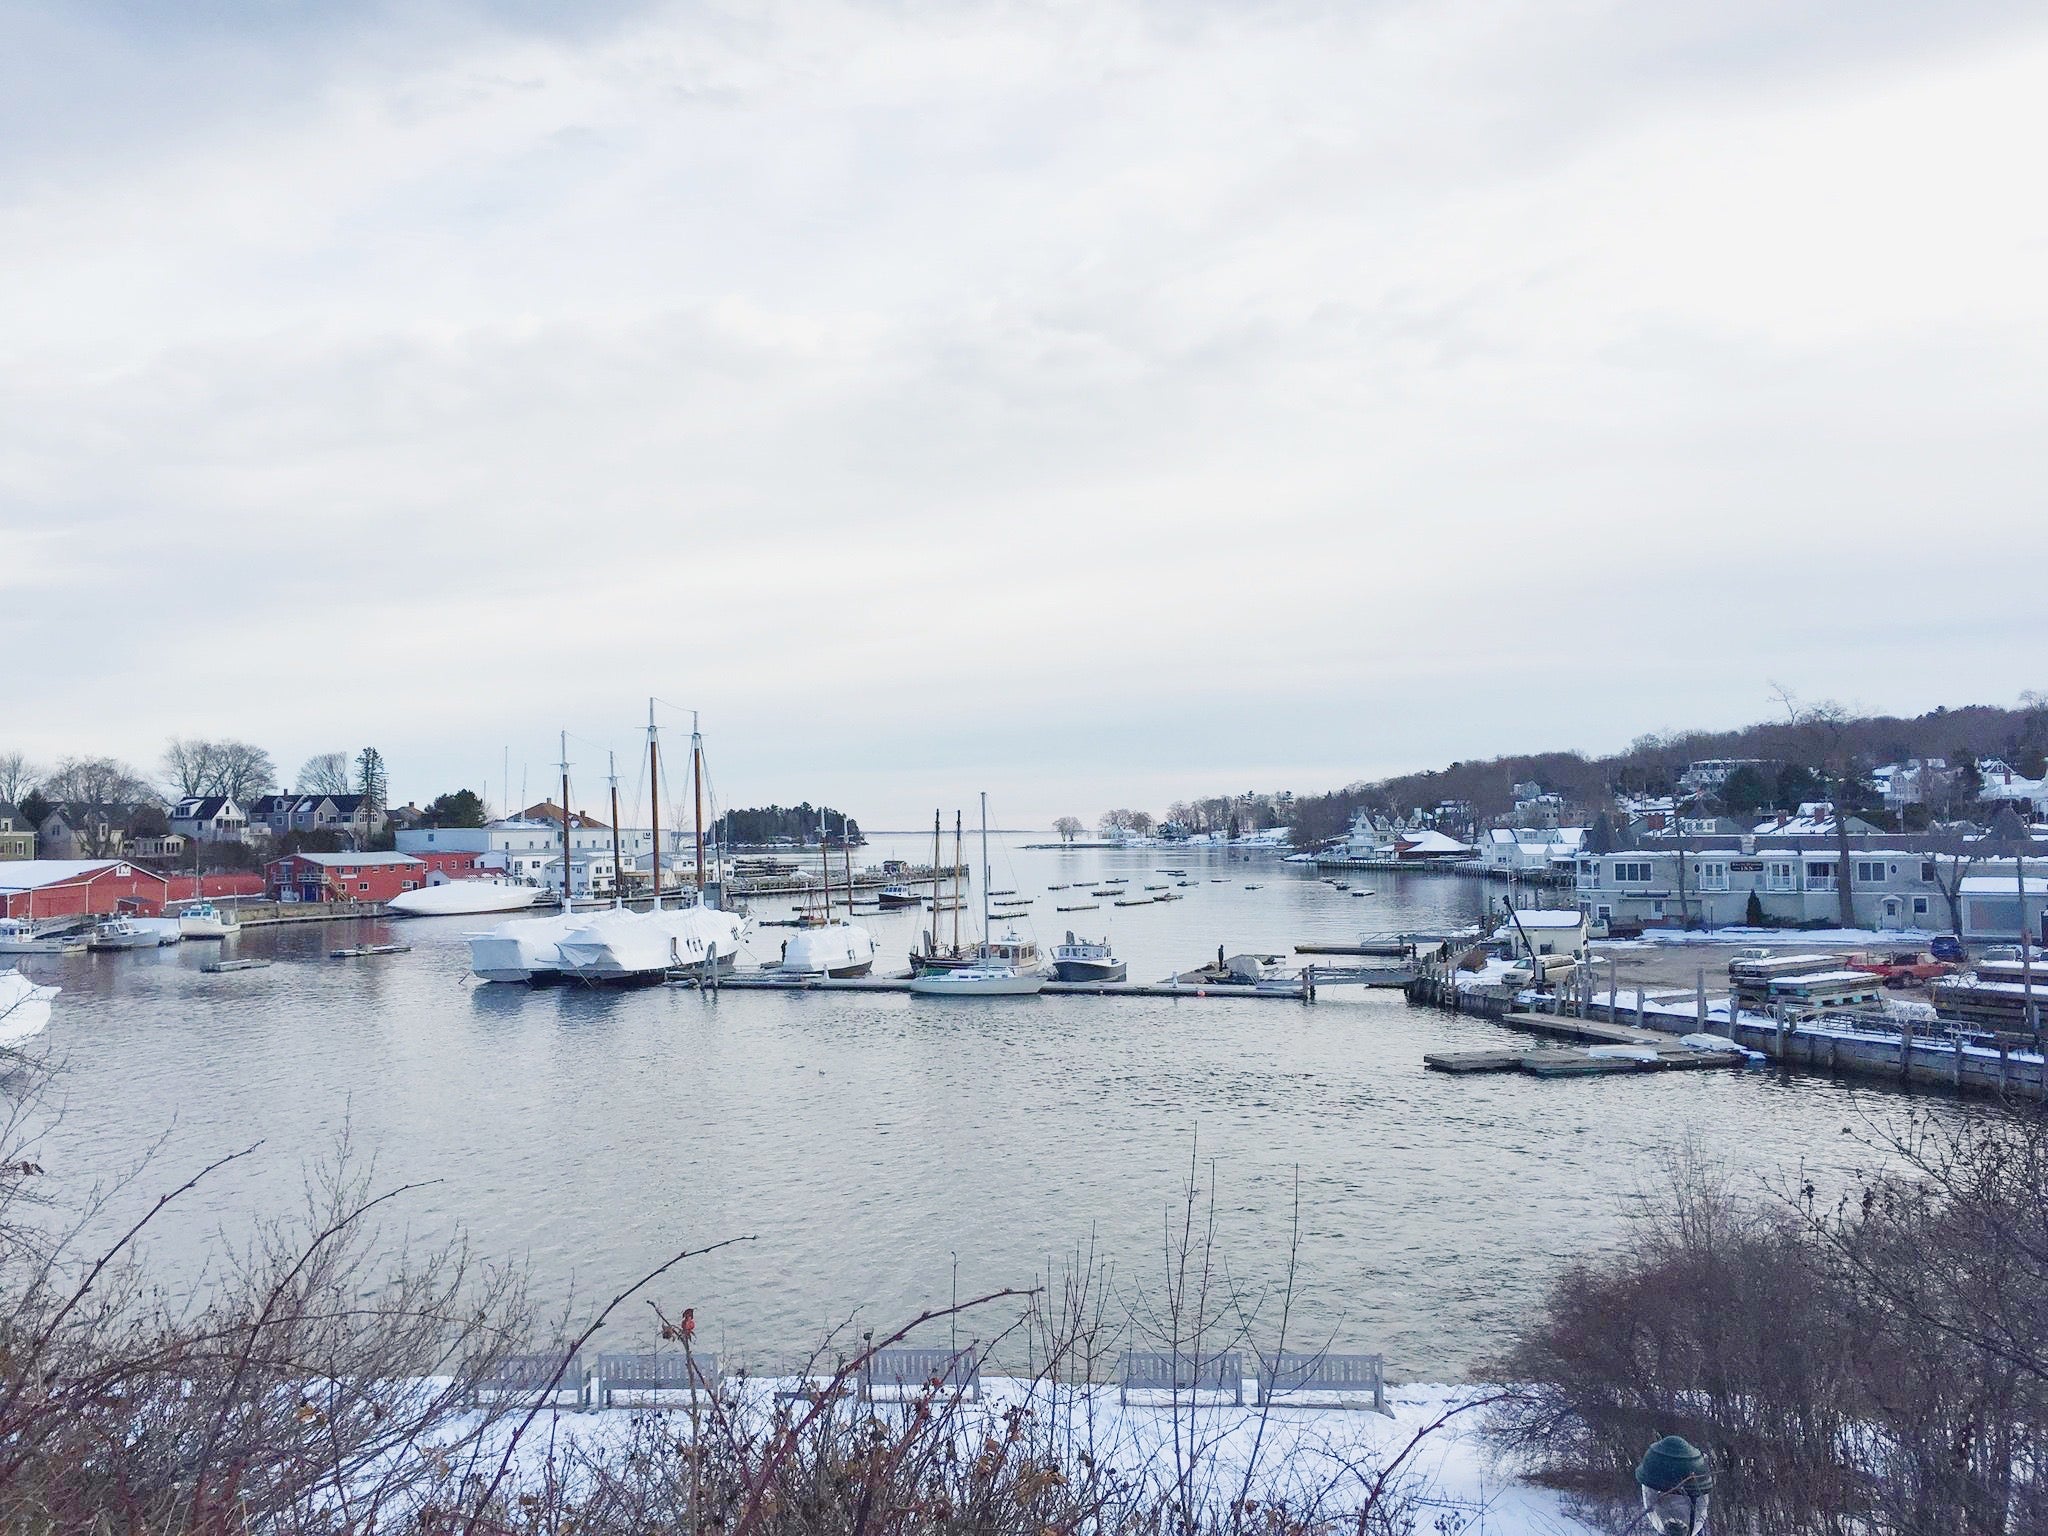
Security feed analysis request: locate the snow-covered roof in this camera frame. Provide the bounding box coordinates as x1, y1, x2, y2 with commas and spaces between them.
0, 859, 158, 890
281, 852, 423, 868
1503, 910, 1586, 928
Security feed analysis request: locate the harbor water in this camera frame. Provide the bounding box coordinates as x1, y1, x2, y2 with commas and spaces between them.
12, 835, 1975, 1379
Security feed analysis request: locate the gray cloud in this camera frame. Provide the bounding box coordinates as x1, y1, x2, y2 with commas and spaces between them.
3, 0, 2044, 822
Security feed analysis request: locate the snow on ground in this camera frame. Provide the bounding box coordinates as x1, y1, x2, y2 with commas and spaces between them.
458, 1377, 1593, 1535
1608, 926, 1939, 948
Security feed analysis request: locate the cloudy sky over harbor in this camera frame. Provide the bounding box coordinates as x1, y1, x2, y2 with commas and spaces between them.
3, 1, 2044, 826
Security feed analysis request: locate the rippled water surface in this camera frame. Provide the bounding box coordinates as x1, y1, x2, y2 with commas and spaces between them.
18, 836, 1971, 1377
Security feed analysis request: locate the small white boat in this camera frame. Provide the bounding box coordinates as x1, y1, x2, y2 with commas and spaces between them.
0, 967, 59, 1046
777, 921, 878, 978
173, 901, 241, 939
0, 919, 84, 955
89, 917, 170, 951
905, 963, 1044, 997
388, 879, 542, 918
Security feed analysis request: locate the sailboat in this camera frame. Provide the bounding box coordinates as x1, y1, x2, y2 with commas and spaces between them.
909, 809, 1042, 974
777, 813, 876, 976
388, 879, 540, 918
469, 731, 583, 984
907, 794, 1044, 997
557, 708, 751, 985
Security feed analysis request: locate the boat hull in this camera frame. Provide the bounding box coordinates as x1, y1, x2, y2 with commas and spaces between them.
389, 881, 543, 918
906, 971, 1045, 997
1052, 958, 1127, 983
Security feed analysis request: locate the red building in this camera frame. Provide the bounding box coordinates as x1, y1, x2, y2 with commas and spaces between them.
413, 850, 489, 883
265, 852, 426, 904
0, 860, 172, 919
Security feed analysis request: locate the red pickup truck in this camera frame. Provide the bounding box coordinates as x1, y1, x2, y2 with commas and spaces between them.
1846, 951, 1955, 987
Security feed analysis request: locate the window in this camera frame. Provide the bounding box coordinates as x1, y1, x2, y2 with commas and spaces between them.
1913, 897, 1929, 915
1921, 861, 1937, 883
1698, 860, 1729, 892
1856, 860, 1887, 885
1613, 861, 1654, 883
1768, 860, 1796, 891
1807, 862, 1835, 886
358, 882, 369, 893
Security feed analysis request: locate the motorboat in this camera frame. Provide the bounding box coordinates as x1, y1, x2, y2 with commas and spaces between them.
874, 884, 922, 911
172, 901, 241, 939
1052, 932, 1126, 983
777, 921, 878, 978
0, 919, 84, 956
387, 879, 543, 918
557, 902, 749, 985
468, 909, 590, 984
89, 917, 170, 951
911, 932, 1041, 974
905, 963, 1044, 997
0, 967, 58, 1046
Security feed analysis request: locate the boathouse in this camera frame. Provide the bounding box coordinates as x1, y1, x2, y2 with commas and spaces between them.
0, 860, 171, 919
266, 851, 425, 904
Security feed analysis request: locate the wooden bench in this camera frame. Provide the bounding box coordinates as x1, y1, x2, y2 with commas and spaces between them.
1118, 1349, 1245, 1405
473, 1351, 586, 1410
1258, 1351, 1389, 1415
862, 1347, 979, 1401
594, 1351, 720, 1409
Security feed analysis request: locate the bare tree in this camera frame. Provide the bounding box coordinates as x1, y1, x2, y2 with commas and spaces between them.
0, 750, 40, 808
203, 740, 277, 802
296, 751, 352, 796
41, 757, 156, 857
1052, 815, 1084, 843
160, 738, 219, 798
1772, 684, 1859, 927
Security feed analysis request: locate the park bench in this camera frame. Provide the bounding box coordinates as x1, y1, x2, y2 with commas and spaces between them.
862, 1347, 980, 1401
1257, 1351, 1388, 1415
473, 1351, 585, 1410
594, 1351, 720, 1409
1118, 1348, 1245, 1406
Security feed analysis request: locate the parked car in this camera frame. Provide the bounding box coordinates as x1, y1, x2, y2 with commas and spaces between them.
1930, 934, 1965, 963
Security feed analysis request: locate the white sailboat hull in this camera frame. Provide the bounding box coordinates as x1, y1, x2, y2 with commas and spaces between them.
0, 969, 57, 1046
777, 923, 878, 978
389, 880, 543, 918
906, 967, 1044, 997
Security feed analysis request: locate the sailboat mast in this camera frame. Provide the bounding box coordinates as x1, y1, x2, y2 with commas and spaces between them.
608, 752, 624, 909
818, 812, 830, 921
980, 791, 990, 947
953, 811, 963, 955
843, 832, 853, 921
692, 711, 706, 895
558, 733, 572, 911
647, 700, 662, 912
931, 810, 941, 953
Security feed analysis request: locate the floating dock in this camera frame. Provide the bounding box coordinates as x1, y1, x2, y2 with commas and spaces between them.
201, 958, 271, 973
330, 943, 411, 959
683, 971, 1315, 1000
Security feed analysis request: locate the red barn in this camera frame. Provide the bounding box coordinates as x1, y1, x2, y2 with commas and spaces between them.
265, 852, 426, 905
0, 860, 172, 919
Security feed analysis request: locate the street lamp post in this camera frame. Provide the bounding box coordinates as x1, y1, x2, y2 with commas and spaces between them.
1635, 1435, 1713, 1536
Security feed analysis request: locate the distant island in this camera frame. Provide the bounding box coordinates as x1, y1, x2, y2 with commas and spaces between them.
723, 804, 862, 846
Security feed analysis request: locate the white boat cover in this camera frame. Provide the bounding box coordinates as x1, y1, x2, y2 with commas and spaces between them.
0, 968, 57, 1046
556, 904, 749, 981
468, 910, 591, 983
389, 880, 543, 917
778, 923, 878, 976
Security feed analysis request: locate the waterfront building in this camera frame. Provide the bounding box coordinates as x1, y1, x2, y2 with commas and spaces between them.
0, 859, 171, 919
265, 851, 425, 904
170, 795, 249, 843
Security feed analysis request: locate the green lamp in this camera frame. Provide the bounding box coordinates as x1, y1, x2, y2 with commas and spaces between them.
1635, 1435, 1713, 1535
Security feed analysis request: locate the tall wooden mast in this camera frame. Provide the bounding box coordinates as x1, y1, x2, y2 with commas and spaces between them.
692, 711, 706, 895
557, 732, 572, 910
607, 752, 624, 908
647, 700, 662, 912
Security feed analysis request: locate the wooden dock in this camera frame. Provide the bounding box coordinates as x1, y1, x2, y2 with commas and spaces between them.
686, 972, 1314, 1000
201, 958, 271, 973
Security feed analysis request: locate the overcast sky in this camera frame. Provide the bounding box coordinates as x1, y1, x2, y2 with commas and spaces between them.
3, 0, 2043, 827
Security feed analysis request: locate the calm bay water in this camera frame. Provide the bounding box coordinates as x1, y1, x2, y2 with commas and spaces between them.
17, 835, 1963, 1378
